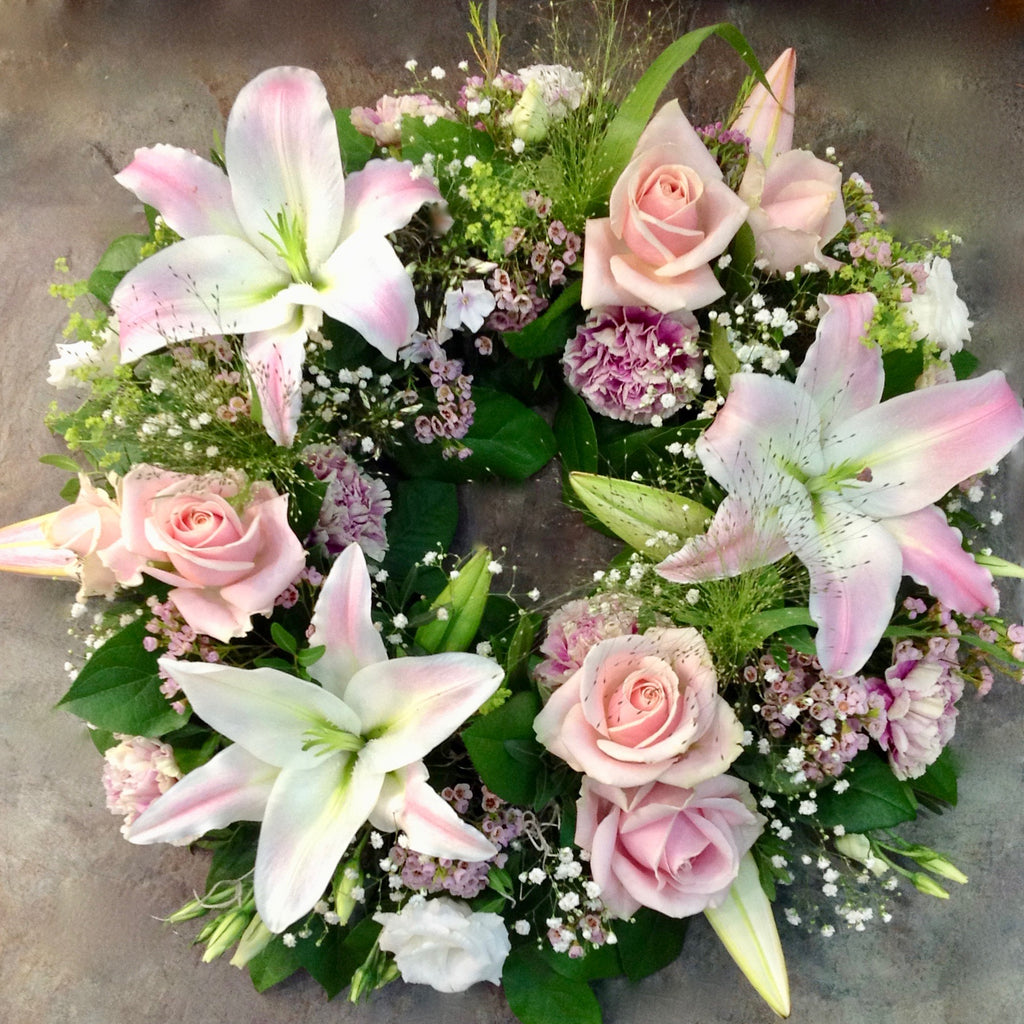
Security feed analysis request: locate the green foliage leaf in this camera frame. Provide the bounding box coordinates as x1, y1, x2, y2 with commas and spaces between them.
462, 691, 543, 805
88, 233, 148, 305
554, 389, 600, 477
205, 823, 259, 889
503, 278, 583, 358
540, 941, 622, 982
248, 937, 302, 992
881, 344, 926, 400
57, 617, 188, 735
950, 348, 980, 380
912, 747, 959, 806
395, 388, 557, 481
815, 752, 918, 832
38, 453, 83, 473
383, 478, 459, 582
401, 115, 495, 166
614, 908, 689, 983
334, 109, 376, 173
285, 466, 329, 542
502, 947, 602, 1024
591, 24, 766, 205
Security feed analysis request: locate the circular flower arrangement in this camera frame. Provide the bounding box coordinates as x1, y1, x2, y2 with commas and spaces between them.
5, 10, 1024, 1023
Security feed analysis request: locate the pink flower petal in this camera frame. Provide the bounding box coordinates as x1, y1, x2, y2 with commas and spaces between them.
225, 66, 346, 269
340, 158, 443, 238
307, 543, 388, 699
882, 505, 999, 614
630, 100, 725, 184
730, 49, 796, 163
115, 144, 245, 240
243, 321, 308, 447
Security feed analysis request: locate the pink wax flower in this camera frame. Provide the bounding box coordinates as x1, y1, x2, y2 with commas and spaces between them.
101, 464, 305, 642
42, 475, 122, 598
102, 734, 182, 836
582, 100, 749, 313
866, 638, 964, 780
303, 444, 391, 561
534, 594, 640, 691
562, 305, 703, 424
576, 773, 764, 920
534, 628, 744, 789
350, 93, 456, 147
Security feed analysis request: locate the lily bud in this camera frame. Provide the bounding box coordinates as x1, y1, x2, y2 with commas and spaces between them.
197, 899, 256, 962
332, 856, 365, 927
229, 913, 275, 968
909, 872, 950, 899
916, 853, 968, 886
510, 79, 550, 143
730, 49, 796, 166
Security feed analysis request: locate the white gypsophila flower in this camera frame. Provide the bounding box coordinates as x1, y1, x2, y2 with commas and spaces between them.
905, 256, 973, 355
374, 898, 511, 992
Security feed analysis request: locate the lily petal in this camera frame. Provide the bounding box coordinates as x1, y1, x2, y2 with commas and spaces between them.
729, 48, 796, 165
315, 230, 419, 358
255, 756, 381, 931
224, 66, 346, 269
795, 293, 881, 430
882, 505, 999, 614
113, 235, 292, 361
115, 144, 245, 240
826, 370, 1024, 518
788, 492, 903, 677
127, 743, 277, 844
157, 657, 362, 769
243, 320, 308, 447
307, 542, 388, 699
371, 763, 497, 861
704, 851, 791, 1018
340, 158, 443, 238
349, 653, 504, 776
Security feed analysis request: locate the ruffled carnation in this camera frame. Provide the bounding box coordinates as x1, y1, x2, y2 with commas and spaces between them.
303, 444, 391, 561
563, 306, 703, 424
904, 256, 973, 355
534, 594, 640, 690
866, 638, 964, 780
102, 734, 182, 835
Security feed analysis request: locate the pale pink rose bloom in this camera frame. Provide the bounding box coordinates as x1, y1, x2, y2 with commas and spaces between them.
534, 628, 743, 789
576, 774, 764, 919
101, 465, 305, 641
43, 475, 122, 598
350, 94, 456, 147
582, 100, 749, 313
103, 734, 182, 835
738, 149, 845, 273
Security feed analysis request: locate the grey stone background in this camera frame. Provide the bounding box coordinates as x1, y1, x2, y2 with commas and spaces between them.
2, 2, 1022, 1022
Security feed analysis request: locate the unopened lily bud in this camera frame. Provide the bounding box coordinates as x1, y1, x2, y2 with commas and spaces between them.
332, 857, 364, 928
510, 79, 550, 143
910, 872, 950, 899
917, 853, 968, 885
229, 913, 275, 968
198, 900, 256, 962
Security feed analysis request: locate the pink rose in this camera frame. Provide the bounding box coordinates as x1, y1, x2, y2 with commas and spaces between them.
582, 100, 749, 314
102, 465, 305, 641
738, 148, 845, 274
43, 475, 122, 598
533, 628, 743, 788
576, 774, 764, 919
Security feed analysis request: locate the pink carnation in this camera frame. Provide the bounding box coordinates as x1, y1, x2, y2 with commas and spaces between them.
866, 639, 964, 780
103, 735, 182, 835
563, 306, 703, 424
534, 595, 640, 690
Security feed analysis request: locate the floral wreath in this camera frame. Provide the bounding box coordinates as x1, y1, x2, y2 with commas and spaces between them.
5, 8, 1024, 1022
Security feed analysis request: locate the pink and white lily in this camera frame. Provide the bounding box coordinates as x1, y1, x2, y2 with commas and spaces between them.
127, 543, 503, 932
658, 293, 1024, 677
111, 66, 443, 446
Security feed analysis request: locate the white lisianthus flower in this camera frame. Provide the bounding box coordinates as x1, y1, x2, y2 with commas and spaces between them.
905, 256, 973, 355
442, 280, 497, 332
374, 897, 510, 992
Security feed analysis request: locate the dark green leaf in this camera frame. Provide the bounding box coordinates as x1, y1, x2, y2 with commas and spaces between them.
382, 478, 459, 582
270, 621, 298, 655
950, 348, 980, 380
59, 475, 82, 503
554, 389, 599, 476
502, 947, 602, 1024
614, 908, 689, 983
881, 345, 926, 400
401, 115, 495, 165
206, 823, 259, 889
57, 617, 188, 735
504, 612, 541, 691
88, 233, 148, 305
462, 691, 543, 805
286, 466, 329, 541
87, 726, 117, 754
503, 279, 583, 358
248, 937, 302, 992
294, 922, 349, 999
816, 752, 918, 831
540, 940, 622, 981
912, 747, 959, 806
334, 109, 376, 173
331, 918, 383, 994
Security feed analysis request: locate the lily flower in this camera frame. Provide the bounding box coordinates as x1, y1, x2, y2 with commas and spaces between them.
658, 293, 1024, 677
127, 543, 503, 932
730, 48, 796, 168
111, 66, 443, 446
